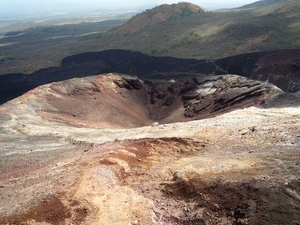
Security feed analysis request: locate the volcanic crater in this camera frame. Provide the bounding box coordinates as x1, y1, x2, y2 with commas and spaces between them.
1, 70, 300, 225
30, 73, 279, 128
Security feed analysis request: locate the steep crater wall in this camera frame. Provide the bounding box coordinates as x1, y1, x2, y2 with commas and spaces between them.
27, 73, 281, 128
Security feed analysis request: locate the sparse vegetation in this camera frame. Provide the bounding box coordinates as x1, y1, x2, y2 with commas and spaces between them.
79, 32, 104, 41
0, 0, 300, 75
0, 20, 126, 74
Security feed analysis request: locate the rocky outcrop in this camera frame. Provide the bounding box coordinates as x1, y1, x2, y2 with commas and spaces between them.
182, 76, 276, 118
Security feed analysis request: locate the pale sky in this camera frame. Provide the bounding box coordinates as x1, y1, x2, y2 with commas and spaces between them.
0, 0, 258, 9
149, 0, 257, 9
0, 0, 258, 16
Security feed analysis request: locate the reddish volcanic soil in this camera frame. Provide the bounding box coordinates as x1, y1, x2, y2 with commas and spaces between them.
0, 73, 300, 224
25, 73, 280, 128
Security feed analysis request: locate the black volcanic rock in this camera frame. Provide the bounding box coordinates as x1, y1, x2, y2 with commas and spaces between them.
1, 49, 300, 104
0, 50, 201, 104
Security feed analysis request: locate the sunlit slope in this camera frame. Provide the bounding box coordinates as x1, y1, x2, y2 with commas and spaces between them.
100, 0, 300, 59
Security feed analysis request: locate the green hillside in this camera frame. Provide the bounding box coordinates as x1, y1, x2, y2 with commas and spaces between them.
96, 0, 300, 59
0, 0, 299, 75
240, 0, 288, 8
107, 2, 207, 35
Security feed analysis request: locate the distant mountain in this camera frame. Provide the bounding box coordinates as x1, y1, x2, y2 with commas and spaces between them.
107, 2, 207, 35
99, 0, 300, 59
